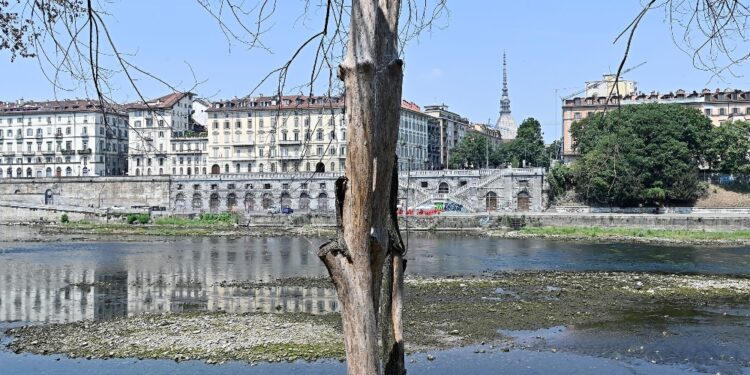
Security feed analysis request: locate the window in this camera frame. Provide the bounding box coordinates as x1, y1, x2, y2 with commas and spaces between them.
573, 112, 581, 120
282, 183, 289, 190
720, 108, 726, 115
704, 108, 712, 116
421, 181, 428, 188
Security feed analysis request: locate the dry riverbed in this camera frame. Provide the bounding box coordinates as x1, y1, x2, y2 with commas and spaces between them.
6, 271, 750, 364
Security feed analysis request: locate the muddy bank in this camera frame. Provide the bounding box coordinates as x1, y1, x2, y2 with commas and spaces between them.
491, 229, 750, 246
6, 271, 750, 363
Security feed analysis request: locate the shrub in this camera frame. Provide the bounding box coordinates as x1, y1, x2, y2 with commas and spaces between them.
127, 213, 150, 225
61, 213, 69, 224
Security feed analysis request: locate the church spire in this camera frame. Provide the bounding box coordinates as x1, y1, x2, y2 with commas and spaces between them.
500, 52, 511, 115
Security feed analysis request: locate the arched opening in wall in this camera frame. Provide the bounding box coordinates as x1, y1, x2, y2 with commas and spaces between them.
258, 163, 264, 172
211, 165, 220, 175
26, 168, 32, 178
299, 192, 310, 211
317, 192, 329, 212
179, 167, 183, 175
0, 169, 3, 178
148, 168, 152, 175
235, 164, 240, 173
159, 168, 164, 175
44, 189, 54, 205
244, 193, 255, 213
315, 162, 325, 173
227, 193, 238, 211
192, 193, 203, 209
55, 167, 61, 177
224, 164, 229, 173
261, 193, 273, 209
135, 168, 141, 176
45, 167, 52, 177
7, 167, 12, 177
517, 191, 530, 212
16, 168, 22, 178
202, 167, 207, 174
175, 193, 186, 211
65, 167, 72, 176
247, 164, 252, 173
330, 162, 335, 172
438, 182, 450, 194
485, 191, 498, 211
187, 167, 192, 176
306, 162, 311, 172
270, 163, 276, 172
280, 192, 291, 208
209, 193, 220, 213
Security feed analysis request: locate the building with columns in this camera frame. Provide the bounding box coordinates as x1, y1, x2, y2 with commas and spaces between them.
0, 99, 128, 178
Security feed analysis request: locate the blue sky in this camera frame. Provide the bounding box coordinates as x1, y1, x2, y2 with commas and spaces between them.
2, 0, 750, 143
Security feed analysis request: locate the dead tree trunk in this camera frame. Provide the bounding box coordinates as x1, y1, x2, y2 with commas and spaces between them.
317, 0, 404, 374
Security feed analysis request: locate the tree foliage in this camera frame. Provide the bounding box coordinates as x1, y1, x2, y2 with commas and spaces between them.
500, 118, 549, 168
708, 120, 750, 177
448, 133, 492, 169
570, 103, 712, 206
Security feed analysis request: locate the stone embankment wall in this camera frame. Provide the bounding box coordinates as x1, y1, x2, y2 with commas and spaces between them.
399, 213, 750, 232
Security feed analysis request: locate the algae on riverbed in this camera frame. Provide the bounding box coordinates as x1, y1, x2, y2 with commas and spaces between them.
6, 271, 750, 363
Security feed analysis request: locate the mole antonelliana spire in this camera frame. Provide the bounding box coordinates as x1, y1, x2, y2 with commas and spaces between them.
496, 52, 517, 139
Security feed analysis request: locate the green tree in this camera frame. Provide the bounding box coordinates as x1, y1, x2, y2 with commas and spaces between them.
571, 103, 712, 206
505, 118, 549, 168
546, 139, 563, 161
708, 121, 750, 178
449, 133, 491, 169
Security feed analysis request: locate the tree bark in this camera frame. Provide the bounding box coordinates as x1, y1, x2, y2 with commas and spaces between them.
317, 0, 404, 374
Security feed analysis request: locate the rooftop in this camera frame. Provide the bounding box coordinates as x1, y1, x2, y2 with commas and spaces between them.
0, 99, 125, 115
126, 92, 194, 110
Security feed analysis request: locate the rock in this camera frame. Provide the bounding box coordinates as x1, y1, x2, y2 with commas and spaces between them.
634, 281, 644, 290
501, 347, 510, 352
426, 354, 435, 361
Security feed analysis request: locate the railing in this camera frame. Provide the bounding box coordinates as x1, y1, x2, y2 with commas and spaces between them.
77, 148, 92, 155
278, 139, 302, 145
54, 132, 63, 138
61, 149, 75, 155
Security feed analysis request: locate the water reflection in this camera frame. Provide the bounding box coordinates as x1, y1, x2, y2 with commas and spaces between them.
0, 237, 337, 324
1, 234, 749, 324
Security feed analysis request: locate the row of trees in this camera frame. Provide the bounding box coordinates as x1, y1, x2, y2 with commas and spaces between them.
550, 103, 750, 207
448, 118, 553, 169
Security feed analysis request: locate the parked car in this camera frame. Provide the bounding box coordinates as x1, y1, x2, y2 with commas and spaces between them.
281, 207, 294, 214
267, 206, 281, 214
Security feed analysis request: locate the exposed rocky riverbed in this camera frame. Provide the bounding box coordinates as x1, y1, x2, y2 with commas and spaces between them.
6, 271, 750, 364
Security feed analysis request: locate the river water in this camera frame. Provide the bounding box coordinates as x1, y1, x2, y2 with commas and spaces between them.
0, 233, 749, 374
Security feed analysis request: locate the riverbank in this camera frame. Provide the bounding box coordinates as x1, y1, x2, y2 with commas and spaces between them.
8, 221, 750, 247
6, 271, 750, 364
493, 226, 750, 245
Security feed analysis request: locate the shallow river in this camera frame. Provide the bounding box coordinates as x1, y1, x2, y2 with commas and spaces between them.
1, 233, 749, 374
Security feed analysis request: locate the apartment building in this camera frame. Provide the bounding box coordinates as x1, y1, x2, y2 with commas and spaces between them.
423, 104, 470, 169
397, 100, 430, 171
206, 95, 347, 174
562, 88, 750, 161
127, 92, 195, 176
0, 99, 128, 178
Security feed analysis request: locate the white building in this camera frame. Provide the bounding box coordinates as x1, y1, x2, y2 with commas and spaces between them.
126, 92, 195, 176
424, 104, 470, 169
0, 99, 128, 178
191, 98, 210, 128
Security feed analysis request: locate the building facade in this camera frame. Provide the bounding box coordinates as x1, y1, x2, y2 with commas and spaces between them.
206, 95, 347, 175
127, 92, 195, 176
0, 99, 128, 178
397, 100, 430, 171
423, 104, 470, 169
562, 88, 750, 160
